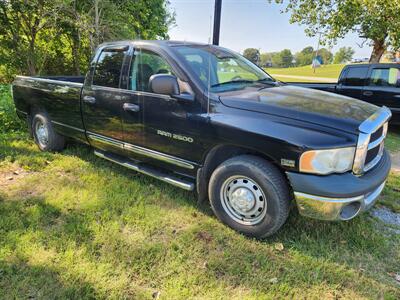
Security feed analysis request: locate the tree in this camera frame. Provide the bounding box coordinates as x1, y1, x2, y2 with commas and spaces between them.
295, 46, 314, 66
317, 48, 333, 64
243, 48, 260, 65
333, 47, 355, 64
269, 49, 294, 67
280, 49, 294, 67
274, 0, 400, 63
0, 0, 175, 79
260, 52, 273, 67
0, 0, 65, 75
270, 52, 282, 67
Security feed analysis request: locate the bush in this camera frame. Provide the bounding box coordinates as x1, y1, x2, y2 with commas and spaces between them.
0, 84, 24, 133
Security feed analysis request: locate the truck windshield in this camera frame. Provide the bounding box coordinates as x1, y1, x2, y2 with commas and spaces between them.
174, 45, 275, 92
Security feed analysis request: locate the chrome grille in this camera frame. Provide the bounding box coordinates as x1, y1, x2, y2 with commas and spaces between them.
353, 107, 391, 175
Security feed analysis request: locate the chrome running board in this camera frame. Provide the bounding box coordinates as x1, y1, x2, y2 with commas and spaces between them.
94, 150, 195, 191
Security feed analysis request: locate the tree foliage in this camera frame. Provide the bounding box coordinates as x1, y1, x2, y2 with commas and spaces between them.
260, 49, 295, 68
0, 0, 174, 81
317, 48, 333, 65
260, 52, 273, 67
333, 47, 355, 64
279, 49, 294, 67
295, 46, 314, 66
274, 0, 400, 63
243, 48, 260, 65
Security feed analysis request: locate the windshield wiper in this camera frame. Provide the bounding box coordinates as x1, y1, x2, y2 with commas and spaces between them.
256, 78, 275, 83
211, 79, 255, 88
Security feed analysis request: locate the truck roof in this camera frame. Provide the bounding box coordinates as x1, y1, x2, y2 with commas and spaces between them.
345, 63, 400, 68
98, 40, 211, 50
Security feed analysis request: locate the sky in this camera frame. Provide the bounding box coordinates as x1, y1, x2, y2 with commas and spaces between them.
168, 0, 372, 58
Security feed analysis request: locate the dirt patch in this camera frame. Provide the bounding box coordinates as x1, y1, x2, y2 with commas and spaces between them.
0, 165, 32, 189
196, 231, 213, 243
391, 152, 400, 173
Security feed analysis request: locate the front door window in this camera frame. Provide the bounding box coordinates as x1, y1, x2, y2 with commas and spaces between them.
130, 50, 174, 92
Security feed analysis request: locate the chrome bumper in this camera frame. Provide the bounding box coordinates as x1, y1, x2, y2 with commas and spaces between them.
294, 182, 386, 221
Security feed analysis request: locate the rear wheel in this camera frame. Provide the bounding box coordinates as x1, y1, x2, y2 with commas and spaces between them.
32, 112, 65, 151
208, 155, 291, 238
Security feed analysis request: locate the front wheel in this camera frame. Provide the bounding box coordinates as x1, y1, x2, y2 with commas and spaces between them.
208, 155, 291, 238
32, 111, 65, 152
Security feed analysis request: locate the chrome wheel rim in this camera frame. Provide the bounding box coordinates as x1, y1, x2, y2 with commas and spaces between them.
35, 120, 49, 147
220, 176, 267, 225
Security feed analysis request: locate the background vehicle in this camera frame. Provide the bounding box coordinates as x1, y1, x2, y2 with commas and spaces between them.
290, 64, 400, 124
12, 41, 392, 238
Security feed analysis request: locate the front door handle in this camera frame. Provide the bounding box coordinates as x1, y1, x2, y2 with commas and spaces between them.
394, 94, 400, 98
83, 96, 96, 104
123, 103, 140, 112
363, 91, 373, 97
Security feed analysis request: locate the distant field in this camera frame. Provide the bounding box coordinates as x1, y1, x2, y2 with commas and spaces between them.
265, 64, 345, 82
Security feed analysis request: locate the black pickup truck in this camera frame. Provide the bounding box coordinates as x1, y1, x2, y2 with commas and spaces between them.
291, 64, 400, 124
12, 41, 392, 238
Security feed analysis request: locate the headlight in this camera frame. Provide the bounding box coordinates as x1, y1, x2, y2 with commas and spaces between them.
299, 147, 355, 175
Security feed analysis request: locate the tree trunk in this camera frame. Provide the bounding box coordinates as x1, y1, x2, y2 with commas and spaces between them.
27, 39, 36, 75
94, 0, 100, 46
369, 39, 386, 63
71, 29, 81, 75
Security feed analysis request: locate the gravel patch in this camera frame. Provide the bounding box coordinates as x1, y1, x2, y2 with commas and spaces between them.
391, 152, 400, 173
370, 206, 400, 229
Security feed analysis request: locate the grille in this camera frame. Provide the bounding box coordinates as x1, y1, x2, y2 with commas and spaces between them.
370, 126, 384, 142
353, 107, 391, 175
363, 122, 387, 172
365, 144, 381, 165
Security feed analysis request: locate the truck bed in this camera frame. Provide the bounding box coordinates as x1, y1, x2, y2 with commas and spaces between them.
36, 75, 85, 84
12, 75, 87, 143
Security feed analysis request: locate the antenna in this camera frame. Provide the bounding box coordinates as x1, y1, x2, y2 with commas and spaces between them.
208, 15, 212, 44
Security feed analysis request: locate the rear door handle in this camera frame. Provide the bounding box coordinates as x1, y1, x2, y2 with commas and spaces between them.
123, 103, 140, 112
363, 91, 373, 96
394, 94, 400, 98
83, 96, 96, 104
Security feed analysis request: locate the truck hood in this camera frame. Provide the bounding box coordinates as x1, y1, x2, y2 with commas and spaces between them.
218, 85, 379, 134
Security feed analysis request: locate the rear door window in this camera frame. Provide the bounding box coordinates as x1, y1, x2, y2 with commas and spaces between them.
93, 48, 127, 88
343, 67, 369, 86
369, 67, 400, 87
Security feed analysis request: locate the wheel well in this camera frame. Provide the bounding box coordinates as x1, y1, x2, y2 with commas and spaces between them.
27, 105, 44, 137
196, 144, 281, 202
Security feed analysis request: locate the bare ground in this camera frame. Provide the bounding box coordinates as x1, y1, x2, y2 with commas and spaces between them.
0, 164, 32, 189
391, 152, 400, 173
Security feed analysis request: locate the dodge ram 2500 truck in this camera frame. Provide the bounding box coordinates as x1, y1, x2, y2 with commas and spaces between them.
12, 41, 392, 238
290, 63, 400, 124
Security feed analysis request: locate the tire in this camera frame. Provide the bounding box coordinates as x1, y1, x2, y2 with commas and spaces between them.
208, 155, 291, 238
31, 111, 65, 152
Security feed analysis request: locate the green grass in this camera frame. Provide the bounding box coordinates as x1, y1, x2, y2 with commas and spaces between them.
0, 85, 24, 133
266, 64, 345, 82
1, 85, 400, 299
386, 127, 400, 153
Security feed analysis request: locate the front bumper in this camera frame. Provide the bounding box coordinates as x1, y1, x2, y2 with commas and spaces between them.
286, 150, 391, 221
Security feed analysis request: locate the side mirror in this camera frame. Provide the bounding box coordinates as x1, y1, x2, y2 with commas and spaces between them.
149, 74, 180, 96
149, 74, 195, 102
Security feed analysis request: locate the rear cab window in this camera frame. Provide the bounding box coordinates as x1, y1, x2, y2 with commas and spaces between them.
369, 67, 400, 87
93, 47, 128, 88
